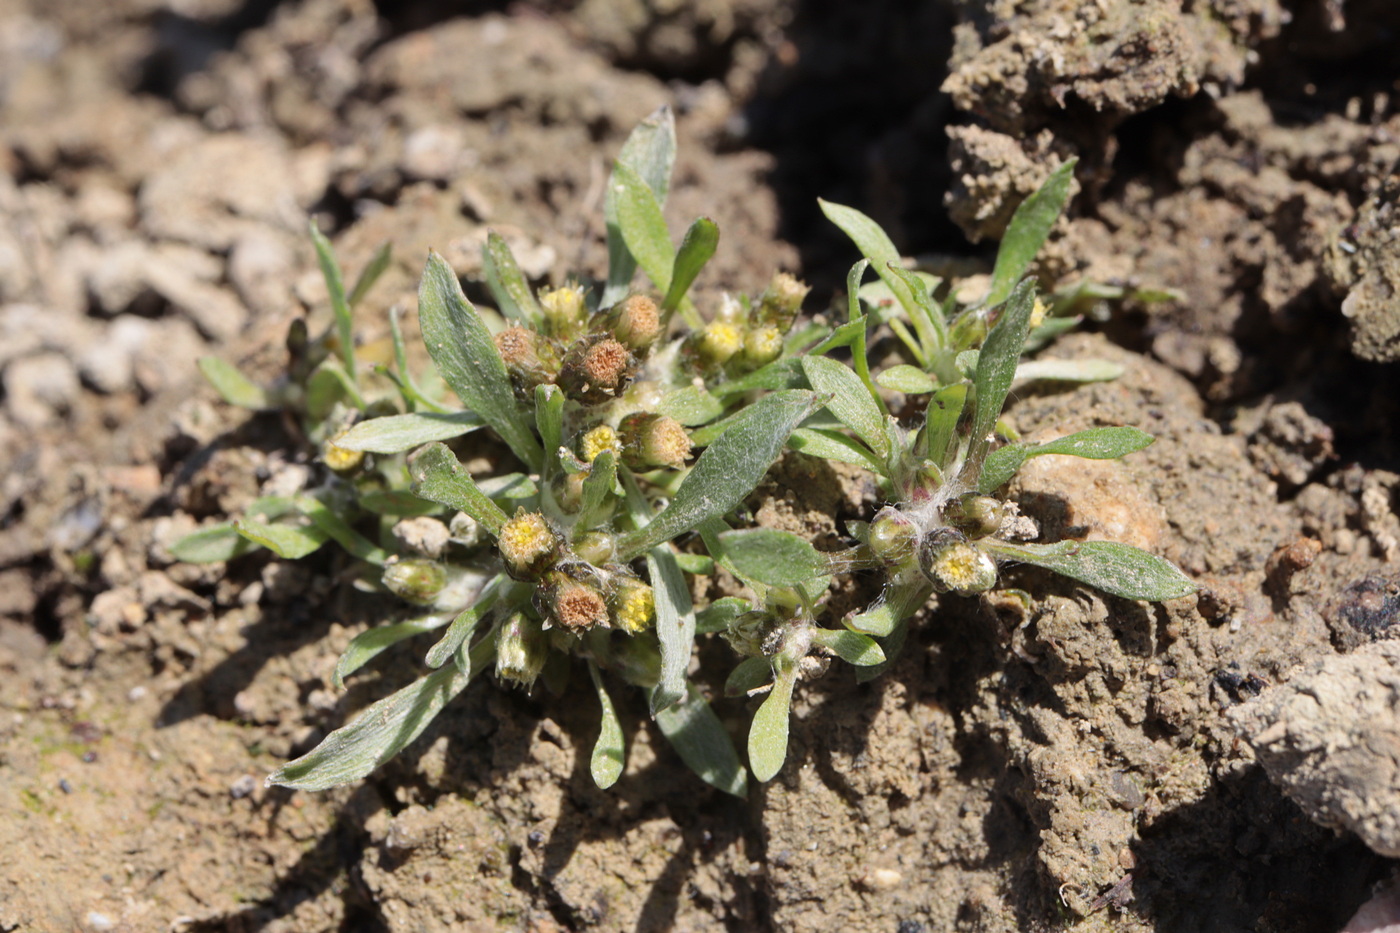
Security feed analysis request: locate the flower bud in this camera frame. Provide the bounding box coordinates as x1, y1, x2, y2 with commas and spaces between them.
868, 507, 919, 569
943, 494, 1004, 539
756, 272, 810, 333
559, 336, 634, 404
579, 424, 621, 463
542, 570, 610, 631
322, 435, 364, 474
571, 530, 616, 566
551, 470, 586, 514
381, 558, 449, 605
693, 320, 742, 368
611, 295, 662, 351
497, 509, 558, 579
496, 611, 548, 688
904, 460, 945, 504
1030, 297, 1047, 329
494, 325, 555, 393
740, 324, 784, 369
619, 413, 691, 470
609, 576, 655, 634
722, 610, 770, 658
539, 284, 588, 337
494, 325, 538, 368
918, 528, 997, 595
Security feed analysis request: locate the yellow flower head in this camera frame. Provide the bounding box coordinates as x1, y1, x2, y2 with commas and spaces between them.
697, 320, 742, 367
580, 425, 621, 463
611, 578, 656, 634
498, 509, 557, 579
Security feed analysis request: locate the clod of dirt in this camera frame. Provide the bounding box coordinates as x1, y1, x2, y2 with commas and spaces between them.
1230, 640, 1400, 857
1325, 574, 1400, 651
1324, 174, 1400, 362
360, 798, 522, 932
138, 133, 323, 252
942, 0, 1285, 138
946, 124, 1076, 244
1243, 400, 1336, 491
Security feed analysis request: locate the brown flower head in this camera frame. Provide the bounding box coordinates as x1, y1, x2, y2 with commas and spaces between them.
559, 337, 634, 404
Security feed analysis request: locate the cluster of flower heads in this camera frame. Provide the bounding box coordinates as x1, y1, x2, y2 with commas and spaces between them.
463, 273, 810, 687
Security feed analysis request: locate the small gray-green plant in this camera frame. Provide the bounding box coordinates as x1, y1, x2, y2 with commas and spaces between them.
176, 108, 1194, 795
177, 107, 832, 797
706, 165, 1195, 781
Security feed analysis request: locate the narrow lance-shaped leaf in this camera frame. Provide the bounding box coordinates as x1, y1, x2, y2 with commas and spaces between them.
475, 473, 537, 499
802, 356, 891, 461
979, 426, 1155, 494
846, 259, 870, 323
810, 628, 886, 667
748, 666, 797, 783
846, 581, 931, 637
961, 279, 1037, 484
921, 384, 966, 468
647, 547, 696, 715
266, 637, 494, 792
985, 539, 1196, 602
335, 411, 483, 454
807, 315, 870, 357
198, 357, 270, 410
307, 358, 366, 419
657, 385, 725, 427
787, 428, 884, 471
695, 597, 750, 635
295, 494, 390, 565
855, 618, 908, 684
356, 491, 439, 517
334, 615, 449, 689
577, 450, 618, 531
819, 199, 918, 323
709, 357, 805, 399
408, 443, 509, 537
1013, 358, 1123, 387
876, 365, 937, 395
661, 217, 718, 324
885, 262, 946, 354
386, 305, 445, 413
603, 105, 676, 307
235, 517, 327, 560
613, 161, 675, 296
655, 683, 748, 798
588, 662, 625, 790
533, 384, 564, 460
347, 241, 392, 309
418, 251, 543, 470
618, 391, 819, 561
309, 221, 355, 377
724, 658, 773, 697
483, 231, 544, 327
173, 516, 272, 562
986, 158, 1078, 308
425, 575, 504, 669
717, 529, 828, 588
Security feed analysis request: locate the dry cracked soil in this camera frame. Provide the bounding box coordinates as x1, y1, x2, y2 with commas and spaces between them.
2, 1, 1400, 931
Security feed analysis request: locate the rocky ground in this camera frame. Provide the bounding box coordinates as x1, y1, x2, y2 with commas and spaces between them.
1, 1, 1399, 931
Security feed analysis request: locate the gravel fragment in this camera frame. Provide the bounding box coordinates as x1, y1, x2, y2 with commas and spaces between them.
1231, 640, 1400, 857
3, 350, 81, 427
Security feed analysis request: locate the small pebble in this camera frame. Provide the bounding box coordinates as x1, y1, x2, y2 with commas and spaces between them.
229, 774, 257, 799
